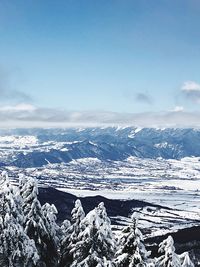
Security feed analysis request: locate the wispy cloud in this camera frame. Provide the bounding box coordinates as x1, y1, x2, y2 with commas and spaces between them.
0, 67, 32, 103
123, 91, 153, 105
135, 92, 153, 105
0, 103, 36, 112
171, 106, 184, 112
181, 81, 200, 103
0, 103, 200, 128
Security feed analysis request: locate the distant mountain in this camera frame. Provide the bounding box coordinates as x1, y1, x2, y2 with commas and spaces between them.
1, 127, 200, 167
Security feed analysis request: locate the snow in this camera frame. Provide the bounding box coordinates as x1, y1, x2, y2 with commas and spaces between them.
0, 135, 38, 147
0, 170, 196, 266
71, 157, 102, 164
157, 236, 182, 267
180, 252, 194, 267
89, 141, 98, 146
128, 127, 143, 138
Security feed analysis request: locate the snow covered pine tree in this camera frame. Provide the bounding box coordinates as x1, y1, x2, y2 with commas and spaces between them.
179, 252, 194, 267
69, 202, 116, 267
0, 171, 39, 267
59, 199, 85, 267
20, 177, 59, 267
156, 236, 181, 267
0, 171, 195, 267
41, 203, 60, 264
114, 213, 151, 267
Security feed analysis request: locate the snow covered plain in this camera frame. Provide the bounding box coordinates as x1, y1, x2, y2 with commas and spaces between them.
7, 156, 199, 207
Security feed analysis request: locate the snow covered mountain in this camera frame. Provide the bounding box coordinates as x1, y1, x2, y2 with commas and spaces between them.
1, 127, 200, 168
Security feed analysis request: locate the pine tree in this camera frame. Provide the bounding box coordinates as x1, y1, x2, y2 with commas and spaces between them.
0, 172, 39, 267
71, 199, 85, 241
41, 203, 60, 265
13, 173, 27, 225
179, 252, 194, 267
18, 173, 26, 194
71, 202, 116, 267
60, 219, 71, 239
21, 177, 58, 267
156, 236, 181, 267
59, 199, 85, 267
96, 202, 116, 261
59, 221, 73, 267
114, 213, 151, 267
42, 203, 60, 243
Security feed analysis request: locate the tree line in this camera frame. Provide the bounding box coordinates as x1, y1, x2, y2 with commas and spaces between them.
0, 171, 194, 267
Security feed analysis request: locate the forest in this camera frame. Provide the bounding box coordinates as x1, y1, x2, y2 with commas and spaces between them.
0, 171, 194, 267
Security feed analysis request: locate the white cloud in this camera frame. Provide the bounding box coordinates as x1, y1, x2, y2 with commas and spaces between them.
0, 103, 36, 112
171, 106, 184, 112
181, 81, 200, 92
181, 81, 200, 103
0, 103, 200, 128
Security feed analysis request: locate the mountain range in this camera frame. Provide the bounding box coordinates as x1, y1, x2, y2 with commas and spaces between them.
1, 127, 200, 168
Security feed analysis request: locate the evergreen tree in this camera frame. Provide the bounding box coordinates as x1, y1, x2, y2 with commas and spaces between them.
156, 236, 181, 267
71, 202, 116, 267
21, 177, 58, 267
71, 199, 85, 241
59, 199, 85, 267
96, 202, 116, 261
18, 174, 26, 194
60, 219, 71, 240
0, 172, 194, 267
59, 221, 73, 267
13, 174, 27, 225
0, 172, 39, 267
41, 203, 60, 264
179, 252, 194, 267
114, 213, 151, 267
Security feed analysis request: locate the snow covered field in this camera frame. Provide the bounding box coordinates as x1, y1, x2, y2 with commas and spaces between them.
3, 155, 200, 238
5, 156, 200, 212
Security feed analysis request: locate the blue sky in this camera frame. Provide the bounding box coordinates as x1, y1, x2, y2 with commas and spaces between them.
0, 0, 200, 127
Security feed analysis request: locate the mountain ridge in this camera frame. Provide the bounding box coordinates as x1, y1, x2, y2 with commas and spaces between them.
0, 127, 200, 167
